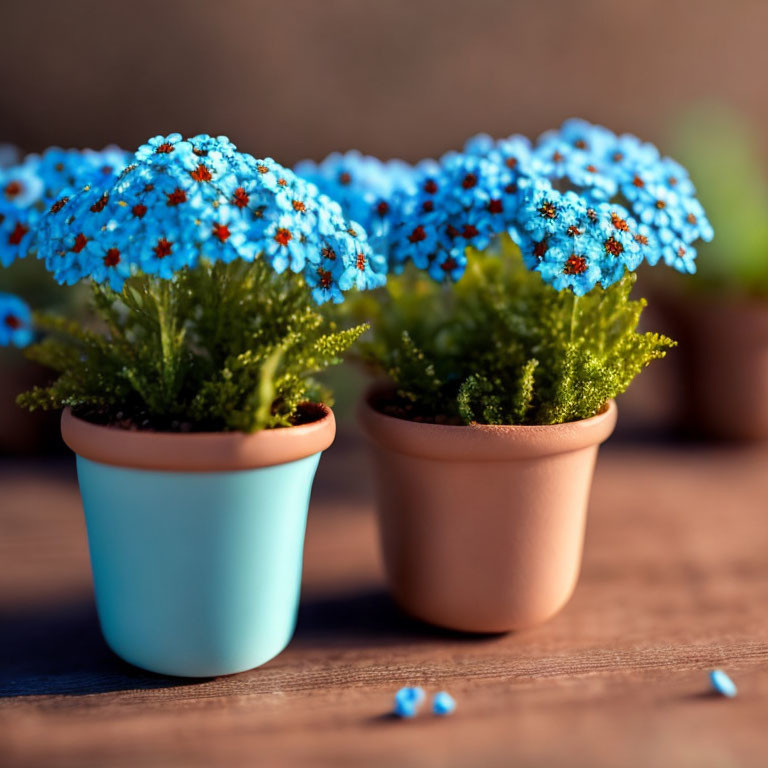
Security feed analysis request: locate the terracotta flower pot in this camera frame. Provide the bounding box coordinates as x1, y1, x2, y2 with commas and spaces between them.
61, 405, 335, 677
670, 297, 768, 440
358, 391, 617, 633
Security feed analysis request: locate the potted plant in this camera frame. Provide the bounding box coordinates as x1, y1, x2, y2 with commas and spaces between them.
654, 107, 768, 439
2, 133, 385, 676
298, 119, 713, 633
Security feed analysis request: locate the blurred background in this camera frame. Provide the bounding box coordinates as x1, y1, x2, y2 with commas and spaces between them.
2, 0, 767, 162
1, 0, 767, 448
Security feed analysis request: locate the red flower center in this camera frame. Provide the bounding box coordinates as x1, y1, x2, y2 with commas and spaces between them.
4, 313, 21, 329
585, 164, 598, 173
104, 248, 121, 267
574, 139, 588, 150
317, 268, 333, 288
155, 143, 174, 154
611, 212, 629, 231
338, 172, 352, 185
538, 202, 557, 219
656, 199, 666, 209
422, 200, 434, 213
132, 204, 148, 218
564, 255, 587, 275
356, 253, 366, 271
612, 152, 624, 163
72, 233, 88, 253
462, 224, 479, 239
90, 195, 109, 213
533, 240, 548, 259
377, 201, 389, 216
257, 165, 269, 174
233, 187, 250, 208
506, 157, 518, 170
632, 175, 644, 188
212, 223, 230, 242
274, 228, 292, 246
441, 256, 458, 272
292, 200, 306, 212
423, 179, 438, 195
462, 173, 477, 189
635, 234, 649, 246
504, 182, 518, 195
446, 224, 460, 239
8, 223, 29, 245
154, 238, 173, 259
408, 225, 427, 243
190, 164, 212, 182
552, 151, 564, 163
50, 197, 69, 213
604, 237, 624, 257
322, 246, 337, 261
5, 181, 22, 198
166, 188, 187, 206
567, 225, 582, 237
488, 199, 503, 214
277, 178, 287, 187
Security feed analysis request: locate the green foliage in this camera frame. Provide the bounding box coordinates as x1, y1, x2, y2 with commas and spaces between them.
350, 237, 674, 426
18, 260, 366, 432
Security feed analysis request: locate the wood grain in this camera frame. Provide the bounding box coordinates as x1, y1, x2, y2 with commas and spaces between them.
1, 437, 767, 768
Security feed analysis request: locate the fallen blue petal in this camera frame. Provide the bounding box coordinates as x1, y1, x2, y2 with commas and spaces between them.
432, 691, 456, 716
709, 669, 737, 698
394, 686, 426, 718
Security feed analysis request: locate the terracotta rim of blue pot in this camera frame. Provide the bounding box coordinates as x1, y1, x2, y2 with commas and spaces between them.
61, 403, 336, 472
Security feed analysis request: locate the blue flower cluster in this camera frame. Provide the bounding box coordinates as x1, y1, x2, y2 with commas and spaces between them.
0, 146, 130, 268
35, 134, 386, 304
300, 120, 713, 295
0, 292, 32, 348
294, 150, 417, 258
490, 118, 714, 294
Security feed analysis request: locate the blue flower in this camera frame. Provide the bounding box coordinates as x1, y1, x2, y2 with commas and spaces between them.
537, 243, 602, 295
135, 134, 184, 163
660, 236, 697, 274
427, 248, 467, 282
0, 292, 33, 348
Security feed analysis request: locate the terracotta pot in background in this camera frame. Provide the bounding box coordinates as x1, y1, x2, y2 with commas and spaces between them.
668, 297, 768, 440
359, 391, 617, 633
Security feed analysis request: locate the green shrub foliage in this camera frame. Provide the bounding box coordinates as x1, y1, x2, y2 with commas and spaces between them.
355, 237, 674, 425
19, 260, 366, 432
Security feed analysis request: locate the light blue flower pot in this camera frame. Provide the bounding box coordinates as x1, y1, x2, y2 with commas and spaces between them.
62, 406, 335, 677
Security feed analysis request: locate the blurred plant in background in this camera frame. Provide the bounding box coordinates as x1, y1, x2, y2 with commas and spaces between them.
669, 105, 768, 297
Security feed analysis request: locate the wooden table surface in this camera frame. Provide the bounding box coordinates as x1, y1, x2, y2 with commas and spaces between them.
1, 434, 767, 768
